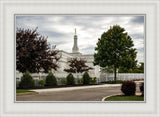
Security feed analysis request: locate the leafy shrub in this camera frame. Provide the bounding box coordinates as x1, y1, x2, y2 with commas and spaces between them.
38, 79, 45, 87
83, 72, 90, 85
66, 73, 75, 85
90, 77, 97, 84
78, 78, 83, 84
61, 78, 67, 85
121, 81, 136, 96
140, 82, 144, 96
19, 71, 35, 89
45, 72, 57, 86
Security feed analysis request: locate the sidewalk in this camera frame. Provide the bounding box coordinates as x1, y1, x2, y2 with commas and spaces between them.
30, 81, 143, 93
30, 84, 121, 93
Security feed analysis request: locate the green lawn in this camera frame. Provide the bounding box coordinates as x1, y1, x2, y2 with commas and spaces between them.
105, 96, 144, 101
16, 90, 35, 93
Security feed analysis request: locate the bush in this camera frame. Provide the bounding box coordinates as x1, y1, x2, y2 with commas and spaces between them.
121, 81, 136, 96
38, 79, 45, 87
19, 71, 35, 89
45, 72, 57, 86
140, 82, 144, 96
66, 73, 75, 85
61, 78, 67, 85
78, 78, 83, 84
90, 77, 97, 84
83, 72, 90, 85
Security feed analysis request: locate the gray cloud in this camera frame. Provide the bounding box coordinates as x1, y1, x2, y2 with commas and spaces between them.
16, 15, 144, 62
130, 33, 144, 39
137, 48, 144, 52
41, 30, 65, 38
130, 16, 144, 24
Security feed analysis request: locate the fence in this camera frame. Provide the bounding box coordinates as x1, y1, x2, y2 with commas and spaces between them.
16, 72, 144, 87
16, 72, 83, 80
99, 73, 144, 82
16, 72, 84, 87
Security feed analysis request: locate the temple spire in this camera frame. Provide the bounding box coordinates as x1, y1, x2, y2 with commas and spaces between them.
72, 28, 79, 53
75, 28, 76, 34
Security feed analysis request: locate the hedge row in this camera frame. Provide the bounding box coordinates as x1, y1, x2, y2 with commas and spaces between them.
18, 71, 57, 89
18, 71, 97, 89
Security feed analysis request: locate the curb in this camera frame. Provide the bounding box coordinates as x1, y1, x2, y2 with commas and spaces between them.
102, 93, 122, 101
16, 92, 39, 96
102, 93, 142, 101
30, 84, 121, 93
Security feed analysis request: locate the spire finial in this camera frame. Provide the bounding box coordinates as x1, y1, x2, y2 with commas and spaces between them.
75, 28, 76, 34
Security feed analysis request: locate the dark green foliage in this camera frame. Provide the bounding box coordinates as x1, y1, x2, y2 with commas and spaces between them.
19, 71, 35, 89
94, 25, 137, 81
83, 72, 90, 85
118, 62, 144, 73
90, 77, 97, 84
140, 82, 144, 96
66, 73, 75, 85
38, 79, 45, 87
101, 80, 124, 84
138, 62, 144, 73
121, 81, 136, 96
100, 66, 114, 73
61, 78, 67, 85
77, 78, 83, 84
45, 72, 57, 86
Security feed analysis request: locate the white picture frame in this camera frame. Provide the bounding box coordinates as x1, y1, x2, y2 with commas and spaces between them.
0, 0, 160, 117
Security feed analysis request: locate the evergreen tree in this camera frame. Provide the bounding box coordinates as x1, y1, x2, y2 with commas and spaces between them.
66, 73, 75, 85
45, 72, 57, 86
83, 72, 90, 85
19, 71, 35, 89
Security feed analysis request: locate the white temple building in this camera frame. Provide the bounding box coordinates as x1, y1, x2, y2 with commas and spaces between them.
52, 29, 100, 78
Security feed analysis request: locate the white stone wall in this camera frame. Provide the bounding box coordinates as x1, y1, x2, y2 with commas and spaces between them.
56, 51, 98, 78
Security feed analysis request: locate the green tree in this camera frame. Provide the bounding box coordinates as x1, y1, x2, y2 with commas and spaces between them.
94, 25, 137, 82
66, 73, 75, 85
83, 72, 90, 85
100, 66, 114, 73
138, 62, 144, 73
118, 62, 144, 73
19, 71, 35, 89
45, 72, 57, 86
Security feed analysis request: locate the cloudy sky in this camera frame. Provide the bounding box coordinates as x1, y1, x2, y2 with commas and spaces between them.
16, 15, 144, 63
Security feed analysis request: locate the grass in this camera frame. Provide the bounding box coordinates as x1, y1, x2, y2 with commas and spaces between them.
105, 95, 144, 101
16, 90, 35, 93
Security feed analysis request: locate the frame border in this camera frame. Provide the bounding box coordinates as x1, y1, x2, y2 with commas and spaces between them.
0, 0, 159, 117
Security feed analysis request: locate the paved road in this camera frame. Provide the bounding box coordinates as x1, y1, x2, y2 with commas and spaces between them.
16, 86, 141, 101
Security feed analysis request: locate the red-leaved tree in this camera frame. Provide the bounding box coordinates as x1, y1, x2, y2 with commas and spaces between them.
16, 27, 61, 73
64, 58, 92, 73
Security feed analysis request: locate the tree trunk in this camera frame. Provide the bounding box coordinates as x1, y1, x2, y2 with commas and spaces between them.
114, 66, 117, 83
